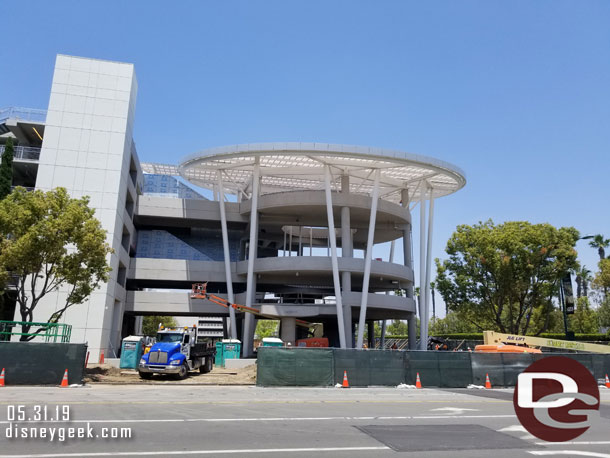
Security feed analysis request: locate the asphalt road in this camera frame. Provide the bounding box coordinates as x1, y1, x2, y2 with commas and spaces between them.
0, 385, 609, 457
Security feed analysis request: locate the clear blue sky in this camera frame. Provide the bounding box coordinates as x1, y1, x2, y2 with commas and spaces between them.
3, 1, 609, 315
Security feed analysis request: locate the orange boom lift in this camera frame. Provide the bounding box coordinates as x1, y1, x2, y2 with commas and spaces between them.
190, 283, 311, 328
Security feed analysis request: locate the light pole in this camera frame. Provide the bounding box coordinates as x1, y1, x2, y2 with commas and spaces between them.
561, 235, 594, 339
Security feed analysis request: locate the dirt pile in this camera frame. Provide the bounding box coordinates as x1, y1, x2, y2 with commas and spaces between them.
85, 363, 257, 385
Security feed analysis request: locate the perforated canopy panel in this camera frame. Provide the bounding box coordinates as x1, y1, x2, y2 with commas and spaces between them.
143, 143, 466, 203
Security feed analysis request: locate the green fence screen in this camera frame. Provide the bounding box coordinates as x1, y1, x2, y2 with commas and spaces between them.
0, 342, 87, 385
257, 348, 610, 388
257, 347, 333, 386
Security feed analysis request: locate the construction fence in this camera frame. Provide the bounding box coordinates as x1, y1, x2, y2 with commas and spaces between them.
256, 347, 610, 387
0, 342, 87, 385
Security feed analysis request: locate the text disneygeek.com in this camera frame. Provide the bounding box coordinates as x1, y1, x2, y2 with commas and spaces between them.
4, 422, 132, 442
3, 406, 132, 442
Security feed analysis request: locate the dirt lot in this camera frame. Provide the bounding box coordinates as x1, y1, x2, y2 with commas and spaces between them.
84, 363, 257, 385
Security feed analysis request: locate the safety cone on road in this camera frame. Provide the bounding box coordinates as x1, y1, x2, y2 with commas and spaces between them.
485, 373, 492, 389
99, 350, 105, 364
0, 368, 5, 387
60, 369, 69, 388
342, 370, 350, 388
605, 374, 610, 389
415, 372, 422, 389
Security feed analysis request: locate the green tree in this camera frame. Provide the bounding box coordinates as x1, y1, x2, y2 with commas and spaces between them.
435, 220, 579, 335
598, 298, 610, 333
0, 138, 14, 200
571, 297, 599, 333
0, 187, 112, 340
593, 258, 610, 298
142, 316, 178, 336
255, 320, 279, 339
589, 234, 610, 261
575, 265, 593, 298
429, 312, 481, 334
386, 319, 409, 336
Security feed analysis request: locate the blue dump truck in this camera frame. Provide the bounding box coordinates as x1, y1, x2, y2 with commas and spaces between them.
138, 325, 216, 380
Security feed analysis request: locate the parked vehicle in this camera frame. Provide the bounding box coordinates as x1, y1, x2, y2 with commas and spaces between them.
138, 325, 216, 379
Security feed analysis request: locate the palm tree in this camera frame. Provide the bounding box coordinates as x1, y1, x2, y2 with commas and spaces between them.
589, 234, 610, 260
575, 266, 593, 297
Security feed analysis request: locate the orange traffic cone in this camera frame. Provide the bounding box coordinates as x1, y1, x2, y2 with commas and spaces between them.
485, 373, 492, 389
0, 368, 5, 387
99, 350, 105, 364
342, 370, 350, 388
605, 374, 610, 389
415, 372, 422, 389
60, 369, 69, 387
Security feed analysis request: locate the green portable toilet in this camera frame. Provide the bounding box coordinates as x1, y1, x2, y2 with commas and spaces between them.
216, 339, 241, 367
215, 341, 224, 367
119, 336, 144, 369
262, 337, 283, 348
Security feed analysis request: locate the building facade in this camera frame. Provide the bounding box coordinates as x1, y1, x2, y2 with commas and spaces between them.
0, 55, 465, 359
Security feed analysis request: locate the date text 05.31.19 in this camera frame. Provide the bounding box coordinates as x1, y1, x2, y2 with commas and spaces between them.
7, 405, 70, 422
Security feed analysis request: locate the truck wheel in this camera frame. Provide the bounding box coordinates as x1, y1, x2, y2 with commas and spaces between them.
139, 372, 153, 380
200, 357, 213, 374
176, 362, 189, 380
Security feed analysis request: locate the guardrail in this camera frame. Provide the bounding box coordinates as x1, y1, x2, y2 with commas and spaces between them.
0, 320, 72, 343
0, 107, 47, 124
0, 145, 41, 161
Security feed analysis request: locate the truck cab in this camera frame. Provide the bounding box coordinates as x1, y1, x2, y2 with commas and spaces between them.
138, 325, 216, 379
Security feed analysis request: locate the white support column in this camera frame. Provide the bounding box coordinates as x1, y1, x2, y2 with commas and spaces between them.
340, 173, 353, 346
298, 227, 302, 256
380, 239, 395, 349
419, 183, 427, 350
280, 317, 296, 345
408, 314, 417, 350
243, 161, 260, 357
217, 171, 237, 340
309, 227, 313, 256
324, 165, 347, 349
356, 169, 381, 349
341, 212, 352, 347
400, 188, 417, 350
423, 189, 435, 349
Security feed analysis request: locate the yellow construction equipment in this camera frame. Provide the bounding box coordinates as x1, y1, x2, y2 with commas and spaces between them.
483, 330, 610, 354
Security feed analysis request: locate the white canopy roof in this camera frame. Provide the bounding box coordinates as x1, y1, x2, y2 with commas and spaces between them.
143, 142, 466, 203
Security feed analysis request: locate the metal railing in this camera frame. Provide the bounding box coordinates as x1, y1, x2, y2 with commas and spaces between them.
0, 320, 72, 343
0, 145, 41, 161
0, 107, 47, 124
